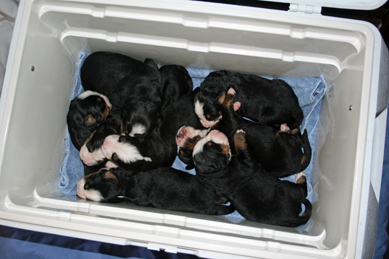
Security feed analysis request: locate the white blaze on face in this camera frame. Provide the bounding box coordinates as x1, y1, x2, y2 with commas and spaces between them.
192, 130, 230, 157
78, 90, 112, 109
128, 124, 147, 137
79, 141, 106, 166
102, 135, 152, 163
194, 100, 221, 128
76, 177, 103, 202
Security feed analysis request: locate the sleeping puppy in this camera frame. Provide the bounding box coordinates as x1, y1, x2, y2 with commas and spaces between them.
193, 129, 312, 227
81, 52, 163, 138
67, 90, 112, 150
214, 89, 311, 178
176, 126, 210, 170
110, 58, 162, 138
80, 51, 146, 98
195, 70, 303, 129
159, 65, 193, 111
100, 88, 205, 172
79, 108, 122, 166
76, 167, 234, 215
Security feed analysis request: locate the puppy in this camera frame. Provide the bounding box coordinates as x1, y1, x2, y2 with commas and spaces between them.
81, 52, 163, 138
111, 58, 162, 138
100, 89, 205, 172
77, 167, 234, 215
159, 65, 193, 111
214, 89, 311, 178
176, 126, 210, 170
195, 70, 303, 129
67, 90, 112, 150
79, 108, 122, 166
80, 51, 146, 97
193, 129, 312, 227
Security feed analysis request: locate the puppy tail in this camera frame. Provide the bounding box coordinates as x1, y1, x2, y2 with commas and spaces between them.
298, 129, 312, 172
298, 199, 312, 225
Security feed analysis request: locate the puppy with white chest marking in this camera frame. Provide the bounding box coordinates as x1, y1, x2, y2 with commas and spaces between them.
101, 89, 205, 173
193, 129, 312, 227
79, 108, 122, 166
67, 90, 112, 150
195, 70, 304, 130
76, 167, 234, 216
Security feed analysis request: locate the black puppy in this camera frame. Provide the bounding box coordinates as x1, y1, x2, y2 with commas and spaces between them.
159, 65, 193, 111
194, 70, 303, 129
76, 167, 234, 215
214, 89, 311, 178
100, 88, 205, 172
193, 129, 312, 227
67, 90, 112, 150
80, 51, 146, 98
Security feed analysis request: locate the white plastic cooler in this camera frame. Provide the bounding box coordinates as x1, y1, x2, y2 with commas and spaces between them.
0, 0, 388, 258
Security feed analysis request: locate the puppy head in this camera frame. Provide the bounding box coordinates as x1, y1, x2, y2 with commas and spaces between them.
79, 130, 107, 166
77, 168, 125, 202
192, 130, 231, 174
194, 91, 225, 128
176, 126, 209, 167
67, 90, 112, 149
276, 128, 311, 170
102, 134, 152, 165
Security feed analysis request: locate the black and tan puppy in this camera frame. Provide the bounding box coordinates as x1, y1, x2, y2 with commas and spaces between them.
176, 126, 210, 170
67, 90, 112, 150
159, 65, 193, 111
194, 70, 303, 129
81, 51, 163, 138
214, 89, 311, 178
193, 129, 312, 227
76, 167, 234, 215
79, 108, 122, 166
100, 88, 205, 172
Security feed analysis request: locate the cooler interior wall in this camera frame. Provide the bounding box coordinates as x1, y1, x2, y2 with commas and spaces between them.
0, 0, 373, 254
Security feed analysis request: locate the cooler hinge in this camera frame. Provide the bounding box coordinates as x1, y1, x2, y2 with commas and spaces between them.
289, 4, 322, 14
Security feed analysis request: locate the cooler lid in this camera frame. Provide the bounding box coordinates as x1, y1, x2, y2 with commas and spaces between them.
263, 0, 387, 11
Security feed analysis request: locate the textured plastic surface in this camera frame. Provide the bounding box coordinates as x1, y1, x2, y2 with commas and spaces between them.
0, 0, 387, 258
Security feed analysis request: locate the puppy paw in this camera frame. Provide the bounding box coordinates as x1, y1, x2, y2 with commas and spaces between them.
236, 129, 245, 134
105, 160, 118, 168
234, 129, 247, 150
280, 123, 290, 132
222, 89, 237, 108
233, 101, 241, 111
296, 172, 307, 184
227, 88, 236, 95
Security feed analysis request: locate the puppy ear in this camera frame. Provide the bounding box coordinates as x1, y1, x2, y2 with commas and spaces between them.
103, 170, 118, 183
